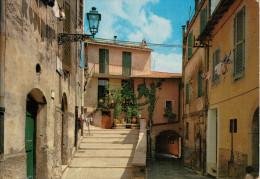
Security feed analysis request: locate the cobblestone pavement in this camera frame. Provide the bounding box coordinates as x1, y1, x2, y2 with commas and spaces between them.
146, 156, 212, 179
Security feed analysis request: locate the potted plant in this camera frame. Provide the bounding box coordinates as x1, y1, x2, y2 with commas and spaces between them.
131, 108, 141, 124
164, 106, 176, 121
126, 106, 132, 124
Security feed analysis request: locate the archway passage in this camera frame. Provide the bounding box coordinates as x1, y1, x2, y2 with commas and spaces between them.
61, 93, 68, 165
25, 89, 46, 179
252, 107, 259, 173
155, 130, 181, 158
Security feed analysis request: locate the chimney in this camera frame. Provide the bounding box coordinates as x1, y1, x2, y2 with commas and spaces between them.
114, 36, 117, 43
182, 25, 186, 38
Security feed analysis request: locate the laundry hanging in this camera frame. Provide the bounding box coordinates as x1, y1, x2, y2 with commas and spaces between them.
79, 42, 85, 68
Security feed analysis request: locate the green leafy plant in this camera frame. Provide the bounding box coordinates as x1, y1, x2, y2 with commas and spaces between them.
164, 105, 176, 120
126, 106, 132, 123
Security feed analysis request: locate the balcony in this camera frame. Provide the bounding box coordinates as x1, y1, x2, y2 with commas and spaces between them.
88, 63, 133, 79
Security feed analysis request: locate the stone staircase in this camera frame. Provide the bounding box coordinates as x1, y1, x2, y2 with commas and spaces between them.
61, 126, 140, 179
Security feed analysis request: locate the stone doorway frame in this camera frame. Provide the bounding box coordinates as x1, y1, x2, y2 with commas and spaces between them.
26, 88, 48, 178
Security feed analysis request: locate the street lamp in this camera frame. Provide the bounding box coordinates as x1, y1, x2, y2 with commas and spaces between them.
87, 7, 101, 38
58, 7, 101, 45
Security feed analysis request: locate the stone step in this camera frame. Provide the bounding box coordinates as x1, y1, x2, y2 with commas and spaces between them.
81, 137, 138, 144
62, 168, 132, 179
83, 129, 139, 134
79, 143, 136, 150
69, 158, 133, 168
74, 150, 134, 158
83, 133, 139, 137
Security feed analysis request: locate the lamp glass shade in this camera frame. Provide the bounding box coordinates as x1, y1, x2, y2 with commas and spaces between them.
87, 7, 101, 36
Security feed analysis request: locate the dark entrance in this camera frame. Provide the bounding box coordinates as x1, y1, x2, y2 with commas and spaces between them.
252, 107, 259, 174
61, 93, 68, 165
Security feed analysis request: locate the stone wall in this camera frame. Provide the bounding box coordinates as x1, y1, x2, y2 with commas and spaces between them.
2, 0, 83, 178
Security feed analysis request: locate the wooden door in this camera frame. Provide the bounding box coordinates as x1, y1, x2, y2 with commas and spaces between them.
25, 112, 36, 179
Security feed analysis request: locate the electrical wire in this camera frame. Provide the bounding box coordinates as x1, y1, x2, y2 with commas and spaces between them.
92, 37, 183, 48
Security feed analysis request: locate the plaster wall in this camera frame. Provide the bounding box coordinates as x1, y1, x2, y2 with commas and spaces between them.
86, 44, 151, 76
133, 78, 181, 125
207, 0, 259, 177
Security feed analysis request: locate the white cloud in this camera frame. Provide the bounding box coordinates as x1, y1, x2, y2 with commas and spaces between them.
85, 0, 172, 43
152, 52, 182, 73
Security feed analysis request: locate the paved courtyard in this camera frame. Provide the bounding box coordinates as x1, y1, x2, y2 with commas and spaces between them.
146, 156, 212, 179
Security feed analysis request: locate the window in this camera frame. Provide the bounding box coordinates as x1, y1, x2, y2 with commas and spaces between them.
198, 70, 203, 97
122, 52, 131, 76
234, 7, 245, 79
186, 83, 189, 104
230, 119, 237, 133
186, 122, 189, 140
98, 79, 109, 106
99, 49, 109, 74
165, 101, 173, 111
212, 49, 221, 83
78, 0, 83, 26
63, 2, 71, 72
188, 32, 193, 59
200, 6, 207, 34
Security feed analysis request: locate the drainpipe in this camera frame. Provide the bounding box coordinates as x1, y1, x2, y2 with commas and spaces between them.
74, 0, 79, 147
0, 0, 6, 177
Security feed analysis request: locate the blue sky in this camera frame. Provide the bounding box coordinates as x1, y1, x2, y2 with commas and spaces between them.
84, 0, 195, 73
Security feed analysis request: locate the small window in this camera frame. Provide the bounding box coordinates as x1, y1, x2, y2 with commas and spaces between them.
186, 122, 189, 140
78, 0, 83, 26
186, 83, 189, 104
188, 32, 193, 59
165, 101, 172, 111
198, 70, 203, 97
230, 119, 237, 133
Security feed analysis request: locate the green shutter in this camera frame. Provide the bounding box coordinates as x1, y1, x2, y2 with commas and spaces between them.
186, 83, 189, 104
200, 7, 207, 34
63, 2, 71, 71
234, 7, 245, 79
198, 71, 203, 97
188, 32, 193, 59
99, 49, 109, 74
122, 52, 131, 76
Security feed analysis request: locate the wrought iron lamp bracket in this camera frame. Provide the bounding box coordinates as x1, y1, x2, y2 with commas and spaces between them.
58, 33, 93, 45
193, 36, 212, 48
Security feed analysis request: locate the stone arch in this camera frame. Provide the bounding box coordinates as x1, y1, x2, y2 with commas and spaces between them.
26, 88, 48, 178
155, 130, 180, 157
251, 107, 259, 173
61, 93, 69, 165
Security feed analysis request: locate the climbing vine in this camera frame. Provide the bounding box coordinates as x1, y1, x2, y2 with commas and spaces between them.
136, 80, 162, 123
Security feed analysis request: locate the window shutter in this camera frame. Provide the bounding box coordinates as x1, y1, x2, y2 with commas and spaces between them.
200, 7, 207, 34
105, 49, 109, 74
186, 83, 189, 104
234, 7, 245, 79
63, 2, 71, 72
198, 71, 203, 97
122, 52, 131, 76
188, 32, 193, 59
99, 49, 109, 74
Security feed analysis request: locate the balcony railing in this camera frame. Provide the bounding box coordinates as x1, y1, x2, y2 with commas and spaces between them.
90, 63, 133, 77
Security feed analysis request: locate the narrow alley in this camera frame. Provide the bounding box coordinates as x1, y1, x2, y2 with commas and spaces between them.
147, 157, 211, 179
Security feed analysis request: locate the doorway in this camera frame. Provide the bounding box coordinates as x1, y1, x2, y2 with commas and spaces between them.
61, 93, 68, 165
25, 96, 37, 179
206, 108, 218, 176
25, 89, 47, 179
252, 107, 259, 173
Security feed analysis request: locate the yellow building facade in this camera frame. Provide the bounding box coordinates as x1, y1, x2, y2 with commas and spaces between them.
197, 0, 259, 178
